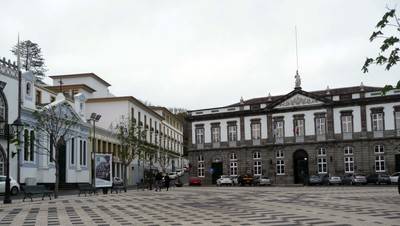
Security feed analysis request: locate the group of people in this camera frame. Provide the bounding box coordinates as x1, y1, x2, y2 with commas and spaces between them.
155, 172, 170, 191
140, 172, 176, 192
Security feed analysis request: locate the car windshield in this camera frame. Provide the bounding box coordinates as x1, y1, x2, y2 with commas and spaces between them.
221, 175, 230, 178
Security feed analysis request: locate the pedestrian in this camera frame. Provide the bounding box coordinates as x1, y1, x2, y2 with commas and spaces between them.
164, 174, 170, 191
155, 172, 163, 192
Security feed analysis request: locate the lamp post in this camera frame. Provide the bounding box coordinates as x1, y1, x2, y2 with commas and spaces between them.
88, 113, 101, 190
3, 118, 23, 204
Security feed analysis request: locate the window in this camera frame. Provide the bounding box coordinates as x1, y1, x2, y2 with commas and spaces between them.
344, 146, 353, 155
24, 129, 29, 161
341, 115, 353, 133
26, 82, 31, 96
29, 131, 35, 161
228, 124, 237, 141
254, 161, 262, 176
230, 153, 237, 161
317, 158, 327, 174
0, 95, 5, 122
344, 146, 354, 173
273, 120, 284, 138
251, 122, 261, 140
395, 111, 400, 131
276, 150, 284, 158
50, 96, 56, 102
230, 161, 238, 176
315, 117, 326, 135
375, 155, 385, 172
0, 153, 4, 175
253, 152, 261, 159
79, 140, 83, 165
372, 113, 384, 131
198, 155, 204, 177
70, 138, 74, 164
374, 145, 384, 154
211, 126, 220, 143
195, 127, 204, 144
294, 119, 304, 136
83, 141, 87, 166
318, 148, 326, 156
276, 160, 285, 175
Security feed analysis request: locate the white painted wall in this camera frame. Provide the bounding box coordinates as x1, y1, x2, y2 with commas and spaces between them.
244, 115, 267, 140
52, 76, 112, 98
366, 103, 398, 131
272, 109, 327, 137
333, 106, 362, 133
192, 117, 241, 144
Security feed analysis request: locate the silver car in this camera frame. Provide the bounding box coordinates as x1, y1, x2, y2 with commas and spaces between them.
351, 175, 367, 185
328, 176, 342, 185
0, 176, 20, 195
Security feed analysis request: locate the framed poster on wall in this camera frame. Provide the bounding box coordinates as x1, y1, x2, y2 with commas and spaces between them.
95, 154, 113, 188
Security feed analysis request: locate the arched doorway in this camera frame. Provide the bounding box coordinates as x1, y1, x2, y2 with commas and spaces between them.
293, 149, 309, 184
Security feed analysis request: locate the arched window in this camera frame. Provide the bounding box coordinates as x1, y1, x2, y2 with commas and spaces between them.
0, 95, 5, 122
0, 151, 4, 175
230, 153, 237, 161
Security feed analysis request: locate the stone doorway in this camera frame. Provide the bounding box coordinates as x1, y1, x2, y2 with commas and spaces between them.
293, 149, 309, 184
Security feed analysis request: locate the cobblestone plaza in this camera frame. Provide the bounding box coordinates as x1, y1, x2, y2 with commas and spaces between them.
0, 186, 399, 226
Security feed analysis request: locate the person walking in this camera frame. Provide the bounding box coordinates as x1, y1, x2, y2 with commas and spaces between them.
155, 172, 163, 192
164, 174, 170, 191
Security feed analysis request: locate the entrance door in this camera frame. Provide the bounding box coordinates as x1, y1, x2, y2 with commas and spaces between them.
58, 141, 67, 184
395, 154, 400, 172
211, 162, 223, 184
293, 150, 309, 184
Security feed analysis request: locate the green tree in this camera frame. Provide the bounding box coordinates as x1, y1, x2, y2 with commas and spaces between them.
11, 40, 47, 81
33, 102, 78, 198
362, 7, 400, 93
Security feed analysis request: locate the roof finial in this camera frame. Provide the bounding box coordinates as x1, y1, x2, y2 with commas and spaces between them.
240, 96, 244, 105
294, 26, 302, 89
360, 82, 365, 91
268, 92, 272, 101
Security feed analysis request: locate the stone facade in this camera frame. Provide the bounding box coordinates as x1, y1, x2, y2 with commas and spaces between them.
187, 84, 400, 185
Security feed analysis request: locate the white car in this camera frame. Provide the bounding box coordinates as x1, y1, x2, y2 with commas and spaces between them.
254, 176, 272, 186
168, 172, 178, 180
328, 176, 342, 185
0, 176, 20, 195
217, 175, 233, 186
175, 169, 184, 177
390, 172, 399, 184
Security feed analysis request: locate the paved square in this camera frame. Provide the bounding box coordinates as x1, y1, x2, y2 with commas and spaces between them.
0, 186, 399, 225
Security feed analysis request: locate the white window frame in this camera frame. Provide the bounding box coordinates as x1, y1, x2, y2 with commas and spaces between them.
318, 147, 326, 156
230, 153, 237, 161
276, 150, 284, 158
341, 115, 353, 133
317, 157, 327, 174
375, 155, 385, 172
276, 159, 285, 175
395, 111, 400, 130
211, 126, 220, 143
372, 113, 384, 131
230, 161, 238, 176
228, 125, 237, 141
251, 122, 261, 140
253, 161, 262, 176
374, 145, 384, 154
195, 128, 204, 144
344, 156, 354, 173
274, 120, 284, 138
198, 162, 205, 177
294, 119, 304, 136
344, 146, 353, 155
315, 117, 326, 135
253, 151, 261, 159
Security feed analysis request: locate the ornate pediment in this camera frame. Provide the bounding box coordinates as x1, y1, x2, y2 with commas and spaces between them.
274, 94, 323, 109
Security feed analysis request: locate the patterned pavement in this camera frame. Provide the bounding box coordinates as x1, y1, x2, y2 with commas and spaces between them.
0, 186, 399, 226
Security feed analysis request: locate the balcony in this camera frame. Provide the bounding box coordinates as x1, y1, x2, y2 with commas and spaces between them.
252, 139, 261, 146
228, 141, 237, 147
373, 130, 384, 138
295, 136, 304, 143
316, 134, 326, 141
212, 142, 220, 148
342, 132, 352, 140
274, 137, 284, 144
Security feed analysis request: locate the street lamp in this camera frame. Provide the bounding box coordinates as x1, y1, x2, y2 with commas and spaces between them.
3, 118, 23, 204
88, 113, 101, 190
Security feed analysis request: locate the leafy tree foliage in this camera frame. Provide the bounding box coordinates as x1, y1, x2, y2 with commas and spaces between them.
362, 8, 400, 93
11, 40, 47, 81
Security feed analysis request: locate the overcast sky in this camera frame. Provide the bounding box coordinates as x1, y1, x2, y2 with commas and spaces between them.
1, 0, 400, 110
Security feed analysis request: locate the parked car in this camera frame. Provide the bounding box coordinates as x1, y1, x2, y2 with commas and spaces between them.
308, 175, 323, 185
175, 169, 184, 177
230, 176, 239, 186
217, 175, 233, 186
238, 174, 254, 186
342, 174, 354, 185
390, 172, 400, 184
320, 174, 330, 185
328, 176, 342, 185
0, 176, 20, 195
367, 173, 391, 185
113, 177, 124, 185
168, 172, 178, 180
253, 176, 272, 186
351, 174, 367, 185
189, 177, 202, 186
